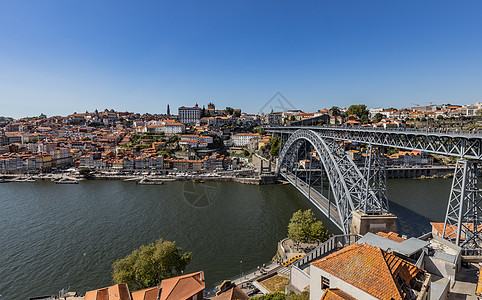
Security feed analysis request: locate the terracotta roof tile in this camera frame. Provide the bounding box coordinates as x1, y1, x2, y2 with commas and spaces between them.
320, 288, 356, 300
160, 271, 205, 300
431, 222, 482, 240
131, 287, 159, 300
311, 243, 421, 300
376, 231, 406, 243
212, 285, 249, 300
84, 284, 131, 300
476, 265, 482, 296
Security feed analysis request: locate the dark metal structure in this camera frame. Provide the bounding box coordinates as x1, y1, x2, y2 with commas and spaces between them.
269, 126, 482, 251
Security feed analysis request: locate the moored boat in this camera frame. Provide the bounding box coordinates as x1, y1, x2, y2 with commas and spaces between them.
54, 177, 79, 184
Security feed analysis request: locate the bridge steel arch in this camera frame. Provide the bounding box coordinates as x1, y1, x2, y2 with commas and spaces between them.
277, 129, 388, 234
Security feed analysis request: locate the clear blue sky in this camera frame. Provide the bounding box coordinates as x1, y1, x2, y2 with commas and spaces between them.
1, 1, 482, 118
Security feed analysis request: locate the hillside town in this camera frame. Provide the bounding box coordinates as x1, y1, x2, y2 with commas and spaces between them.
2, 102, 482, 176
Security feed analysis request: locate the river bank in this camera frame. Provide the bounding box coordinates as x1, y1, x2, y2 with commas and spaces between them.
0, 165, 456, 185
0, 173, 279, 185
386, 166, 454, 179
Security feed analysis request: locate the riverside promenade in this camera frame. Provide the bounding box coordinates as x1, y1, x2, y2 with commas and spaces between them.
205, 261, 286, 298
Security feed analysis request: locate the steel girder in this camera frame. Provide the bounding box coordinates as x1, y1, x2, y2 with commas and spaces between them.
268, 127, 482, 159
277, 129, 386, 234
443, 159, 482, 252
363, 145, 389, 212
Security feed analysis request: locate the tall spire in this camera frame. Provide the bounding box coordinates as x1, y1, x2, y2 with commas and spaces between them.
167, 104, 170, 116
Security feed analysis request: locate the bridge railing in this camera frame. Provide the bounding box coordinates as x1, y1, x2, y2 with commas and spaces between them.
270, 124, 482, 137
292, 234, 361, 268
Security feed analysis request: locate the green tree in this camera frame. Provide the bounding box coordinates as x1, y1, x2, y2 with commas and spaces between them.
310, 221, 330, 244
288, 209, 329, 243
253, 127, 266, 135
270, 137, 280, 157
330, 106, 340, 117
346, 104, 369, 124
225, 107, 234, 115
477, 108, 482, 116
251, 292, 287, 300
251, 292, 309, 300
372, 113, 384, 123
386, 147, 399, 156
112, 238, 192, 290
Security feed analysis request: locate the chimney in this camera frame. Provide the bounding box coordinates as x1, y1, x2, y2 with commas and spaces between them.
156, 287, 162, 300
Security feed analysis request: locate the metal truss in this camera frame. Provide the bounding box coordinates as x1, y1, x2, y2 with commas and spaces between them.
363, 145, 389, 212
277, 129, 387, 234
443, 159, 482, 252
268, 126, 482, 159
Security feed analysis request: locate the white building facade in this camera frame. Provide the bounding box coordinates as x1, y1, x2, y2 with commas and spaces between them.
178, 105, 202, 124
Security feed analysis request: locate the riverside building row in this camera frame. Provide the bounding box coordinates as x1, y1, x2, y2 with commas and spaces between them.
0, 108, 246, 173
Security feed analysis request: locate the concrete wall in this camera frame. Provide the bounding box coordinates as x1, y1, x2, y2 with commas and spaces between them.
350, 210, 397, 235
423, 257, 457, 279
310, 266, 377, 300
289, 265, 310, 293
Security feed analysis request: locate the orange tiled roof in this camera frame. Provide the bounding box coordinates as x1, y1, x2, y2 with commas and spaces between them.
431, 222, 482, 240
376, 231, 406, 243
84, 283, 131, 300
321, 288, 356, 300
311, 243, 420, 300
476, 265, 482, 296
131, 286, 159, 300
212, 285, 249, 300
159, 271, 205, 300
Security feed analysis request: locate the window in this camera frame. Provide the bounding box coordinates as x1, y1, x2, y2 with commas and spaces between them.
321, 276, 330, 289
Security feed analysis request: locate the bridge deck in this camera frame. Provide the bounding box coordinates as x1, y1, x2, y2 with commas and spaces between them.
268, 126, 482, 160
268, 125, 482, 139
282, 172, 343, 231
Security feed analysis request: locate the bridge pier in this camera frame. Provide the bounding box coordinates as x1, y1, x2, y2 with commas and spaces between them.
363, 145, 389, 212
443, 159, 482, 254
350, 210, 398, 235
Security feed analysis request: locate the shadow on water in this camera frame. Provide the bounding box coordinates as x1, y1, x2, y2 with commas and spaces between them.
387, 177, 453, 237
283, 178, 453, 238
388, 200, 433, 237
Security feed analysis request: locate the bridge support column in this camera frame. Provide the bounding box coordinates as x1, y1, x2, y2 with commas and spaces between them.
350, 210, 397, 235
363, 145, 389, 212
443, 159, 482, 253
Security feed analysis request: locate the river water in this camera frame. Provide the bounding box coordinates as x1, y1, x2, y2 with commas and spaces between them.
0, 178, 452, 299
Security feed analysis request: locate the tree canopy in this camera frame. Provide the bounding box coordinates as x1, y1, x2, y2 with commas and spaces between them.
346, 104, 369, 124
112, 238, 192, 290
372, 113, 384, 123
225, 107, 234, 115
287, 209, 330, 243
270, 137, 281, 157
329, 106, 340, 117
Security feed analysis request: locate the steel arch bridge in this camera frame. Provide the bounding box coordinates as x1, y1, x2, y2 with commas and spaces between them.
277, 129, 388, 234
269, 126, 482, 253
270, 126, 482, 159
